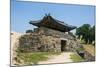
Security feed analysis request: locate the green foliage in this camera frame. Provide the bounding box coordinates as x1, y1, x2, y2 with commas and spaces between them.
70, 53, 84, 62
90, 26, 95, 44
76, 47, 84, 52
76, 24, 95, 44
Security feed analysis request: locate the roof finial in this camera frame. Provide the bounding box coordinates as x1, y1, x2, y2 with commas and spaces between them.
48, 13, 50, 16
45, 13, 48, 17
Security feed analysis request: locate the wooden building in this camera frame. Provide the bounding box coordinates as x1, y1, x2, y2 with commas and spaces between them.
18, 14, 80, 52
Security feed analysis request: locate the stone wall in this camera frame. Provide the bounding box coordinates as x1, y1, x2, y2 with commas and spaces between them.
35, 27, 74, 39
18, 33, 40, 52
18, 27, 80, 52
18, 34, 61, 52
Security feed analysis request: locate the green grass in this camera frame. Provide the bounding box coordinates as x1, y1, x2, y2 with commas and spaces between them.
16, 52, 60, 65
76, 47, 84, 51
70, 53, 84, 62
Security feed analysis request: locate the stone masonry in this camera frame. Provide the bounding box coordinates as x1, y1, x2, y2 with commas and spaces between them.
18, 27, 80, 52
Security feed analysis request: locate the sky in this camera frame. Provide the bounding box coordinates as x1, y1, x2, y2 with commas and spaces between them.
11, 0, 95, 33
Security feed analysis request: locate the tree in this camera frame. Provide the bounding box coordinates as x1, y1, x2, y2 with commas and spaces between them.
89, 25, 95, 44
76, 24, 95, 44
26, 30, 33, 33
76, 27, 82, 39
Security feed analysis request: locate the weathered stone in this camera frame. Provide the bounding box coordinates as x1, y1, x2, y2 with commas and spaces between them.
18, 27, 80, 52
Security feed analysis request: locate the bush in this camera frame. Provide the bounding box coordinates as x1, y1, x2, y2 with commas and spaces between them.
26, 30, 33, 33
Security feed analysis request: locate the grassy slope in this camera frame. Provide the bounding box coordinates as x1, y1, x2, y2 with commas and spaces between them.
70, 53, 84, 62
16, 52, 60, 65
83, 44, 95, 56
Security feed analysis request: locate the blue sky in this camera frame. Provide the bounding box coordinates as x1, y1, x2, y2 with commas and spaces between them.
11, 0, 95, 33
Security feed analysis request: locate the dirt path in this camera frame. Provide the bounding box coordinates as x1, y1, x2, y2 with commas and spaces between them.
38, 52, 74, 64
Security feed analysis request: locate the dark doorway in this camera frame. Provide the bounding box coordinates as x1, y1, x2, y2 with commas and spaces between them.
61, 40, 66, 51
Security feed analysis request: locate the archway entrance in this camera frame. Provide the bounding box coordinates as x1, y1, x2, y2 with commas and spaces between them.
61, 40, 66, 51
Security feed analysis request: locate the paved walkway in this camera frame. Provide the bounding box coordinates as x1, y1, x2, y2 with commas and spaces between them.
38, 52, 74, 64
